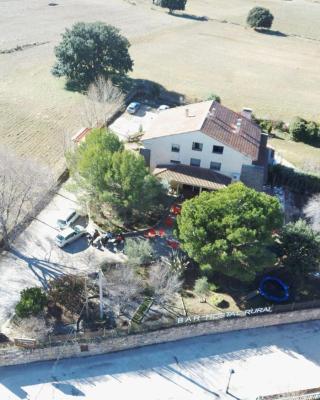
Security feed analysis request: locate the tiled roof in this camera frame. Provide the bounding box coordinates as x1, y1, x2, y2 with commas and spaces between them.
143, 101, 263, 161
71, 127, 91, 144
154, 164, 231, 190
201, 102, 262, 161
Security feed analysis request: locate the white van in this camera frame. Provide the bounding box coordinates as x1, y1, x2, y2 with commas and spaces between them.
56, 209, 79, 230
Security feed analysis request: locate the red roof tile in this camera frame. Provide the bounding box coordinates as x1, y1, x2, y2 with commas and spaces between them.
201, 102, 262, 161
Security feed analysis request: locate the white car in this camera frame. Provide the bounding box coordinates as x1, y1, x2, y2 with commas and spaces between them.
55, 225, 86, 248
126, 102, 141, 114
57, 209, 79, 230
157, 105, 170, 112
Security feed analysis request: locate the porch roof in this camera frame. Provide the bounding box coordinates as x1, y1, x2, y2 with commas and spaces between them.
154, 164, 231, 191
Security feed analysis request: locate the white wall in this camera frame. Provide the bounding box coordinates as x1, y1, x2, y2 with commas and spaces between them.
142, 131, 253, 178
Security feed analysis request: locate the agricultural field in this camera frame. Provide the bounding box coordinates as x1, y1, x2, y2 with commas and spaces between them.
1, 0, 320, 174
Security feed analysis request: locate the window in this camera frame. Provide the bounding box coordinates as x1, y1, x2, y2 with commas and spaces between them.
170, 160, 181, 164
212, 145, 224, 154
171, 144, 180, 153
210, 161, 221, 171
190, 158, 201, 167
192, 142, 203, 151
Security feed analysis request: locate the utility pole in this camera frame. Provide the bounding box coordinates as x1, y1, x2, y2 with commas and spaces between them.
84, 275, 89, 320
226, 368, 235, 394
98, 269, 104, 319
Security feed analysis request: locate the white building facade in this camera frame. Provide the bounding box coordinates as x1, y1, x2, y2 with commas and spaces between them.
141, 101, 268, 191
143, 130, 253, 180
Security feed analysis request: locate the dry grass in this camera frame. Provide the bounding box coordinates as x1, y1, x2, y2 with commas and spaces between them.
269, 135, 320, 169
1, 0, 320, 173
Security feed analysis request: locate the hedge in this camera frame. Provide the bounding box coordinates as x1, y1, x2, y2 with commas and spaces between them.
268, 164, 320, 195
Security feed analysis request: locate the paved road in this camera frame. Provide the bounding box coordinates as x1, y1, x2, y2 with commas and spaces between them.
0, 187, 124, 330
1, 320, 320, 399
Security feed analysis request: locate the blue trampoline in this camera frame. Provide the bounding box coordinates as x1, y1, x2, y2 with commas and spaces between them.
259, 276, 289, 303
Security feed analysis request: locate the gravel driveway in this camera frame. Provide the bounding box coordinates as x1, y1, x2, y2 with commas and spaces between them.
0, 186, 125, 331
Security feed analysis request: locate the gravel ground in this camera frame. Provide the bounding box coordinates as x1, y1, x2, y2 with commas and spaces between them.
0, 186, 125, 331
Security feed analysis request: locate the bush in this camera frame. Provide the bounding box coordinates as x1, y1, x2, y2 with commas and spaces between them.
15, 287, 47, 318
124, 238, 154, 266
252, 115, 286, 134
194, 277, 210, 302
289, 117, 320, 145
158, 0, 187, 13
247, 7, 274, 29
207, 93, 221, 103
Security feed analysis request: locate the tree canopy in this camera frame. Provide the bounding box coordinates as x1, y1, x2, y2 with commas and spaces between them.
52, 22, 133, 90
68, 128, 166, 223
278, 219, 320, 279
158, 0, 187, 14
247, 7, 274, 30
177, 183, 283, 282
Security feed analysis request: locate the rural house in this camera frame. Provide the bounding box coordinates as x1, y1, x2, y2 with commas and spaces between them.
141, 101, 270, 193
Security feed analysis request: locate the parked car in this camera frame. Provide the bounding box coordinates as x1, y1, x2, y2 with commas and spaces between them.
57, 209, 79, 230
126, 102, 141, 114
55, 225, 86, 248
157, 104, 170, 112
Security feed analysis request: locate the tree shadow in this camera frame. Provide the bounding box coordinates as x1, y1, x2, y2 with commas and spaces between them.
52, 383, 84, 396
255, 29, 287, 37
9, 248, 72, 289
170, 12, 209, 22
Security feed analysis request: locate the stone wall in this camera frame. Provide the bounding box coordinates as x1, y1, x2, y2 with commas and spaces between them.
1, 308, 320, 368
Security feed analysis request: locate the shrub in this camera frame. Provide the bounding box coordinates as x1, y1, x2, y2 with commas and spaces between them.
124, 238, 154, 266
15, 287, 47, 318
247, 7, 274, 30
207, 93, 221, 103
289, 117, 320, 145
194, 277, 210, 302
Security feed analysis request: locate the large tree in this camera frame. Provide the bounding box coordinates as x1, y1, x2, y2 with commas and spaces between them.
279, 219, 320, 279
247, 7, 274, 30
68, 128, 165, 223
177, 183, 283, 282
158, 0, 187, 14
52, 22, 133, 90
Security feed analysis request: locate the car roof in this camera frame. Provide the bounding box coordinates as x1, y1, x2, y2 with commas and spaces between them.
58, 227, 75, 238
59, 209, 76, 220
129, 102, 140, 106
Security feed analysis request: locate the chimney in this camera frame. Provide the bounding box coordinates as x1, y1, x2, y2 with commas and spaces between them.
185, 108, 189, 117
241, 108, 253, 120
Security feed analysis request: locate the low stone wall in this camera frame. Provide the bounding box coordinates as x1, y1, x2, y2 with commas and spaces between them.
1, 307, 320, 368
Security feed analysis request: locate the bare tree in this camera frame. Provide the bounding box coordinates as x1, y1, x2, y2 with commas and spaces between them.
102, 264, 143, 316
304, 194, 320, 232
149, 262, 182, 306
81, 76, 125, 128
0, 150, 54, 249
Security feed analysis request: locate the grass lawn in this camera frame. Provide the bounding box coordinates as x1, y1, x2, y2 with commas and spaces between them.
269, 134, 320, 169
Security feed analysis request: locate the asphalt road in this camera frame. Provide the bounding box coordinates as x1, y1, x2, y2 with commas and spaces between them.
1, 320, 320, 399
